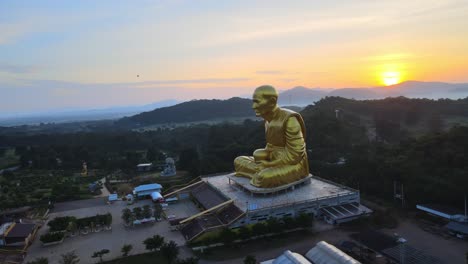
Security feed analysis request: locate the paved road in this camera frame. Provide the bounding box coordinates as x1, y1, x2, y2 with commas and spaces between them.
52, 197, 107, 213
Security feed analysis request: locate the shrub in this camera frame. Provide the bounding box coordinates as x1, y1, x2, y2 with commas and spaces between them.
48, 216, 76, 232
40, 232, 65, 243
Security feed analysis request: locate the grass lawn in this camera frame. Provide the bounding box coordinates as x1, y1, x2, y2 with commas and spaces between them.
103, 252, 167, 264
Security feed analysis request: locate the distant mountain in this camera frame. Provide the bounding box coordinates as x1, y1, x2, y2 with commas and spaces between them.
116, 97, 255, 127
278, 86, 328, 106
0, 99, 179, 126
278, 81, 468, 106
327, 88, 380, 100
381, 81, 468, 99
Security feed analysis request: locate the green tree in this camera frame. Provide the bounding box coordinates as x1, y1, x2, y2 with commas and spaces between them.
282, 216, 295, 230
121, 208, 133, 225
178, 148, 200, 177
266, 217, 282, 233
143, 235, 165, 252
133, 206, 143, 220
161, 240, 179, 264
121, 244, 133, 257
142, 205, 152, 219
91, 249, 110, 263
244, 255, 257, 264
219, 228, 236, 246
59, 251, 80, 264
238, 225, 251, 240
154, 203, 163, 219
146, 147, 157, 162
26, 257, 49, 264
251, 222, 268, 236
296, 213, 313, 228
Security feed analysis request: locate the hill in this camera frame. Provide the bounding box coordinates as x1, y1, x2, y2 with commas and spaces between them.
278, 86, 328, 106
279, 81, 468, 106
116, 97, 255, 127
0, 99, 179, 126
301, 96, 468, 142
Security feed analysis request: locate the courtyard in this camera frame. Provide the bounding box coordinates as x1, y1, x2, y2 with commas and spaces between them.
24, 198, 186, 263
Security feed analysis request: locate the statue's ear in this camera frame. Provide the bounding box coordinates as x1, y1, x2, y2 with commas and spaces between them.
269, 96, 277, 105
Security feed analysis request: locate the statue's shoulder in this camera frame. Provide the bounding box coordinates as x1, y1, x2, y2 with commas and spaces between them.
279, 107, 302, 118
279, 107, 306, 136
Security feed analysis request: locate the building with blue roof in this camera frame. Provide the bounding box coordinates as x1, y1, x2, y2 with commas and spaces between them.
133, 183, 163, 198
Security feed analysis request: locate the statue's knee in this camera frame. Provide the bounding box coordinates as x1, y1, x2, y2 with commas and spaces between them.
253, 149, 268, 161
234, 156, 244, 165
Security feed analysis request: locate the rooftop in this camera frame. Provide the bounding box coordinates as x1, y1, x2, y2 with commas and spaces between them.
0, 222, 13, 236
417, 204, 464, 216
261, 250, 312, 264
6, 223, 36, 238
134, 183, 162, 192
203, 173, 356, 212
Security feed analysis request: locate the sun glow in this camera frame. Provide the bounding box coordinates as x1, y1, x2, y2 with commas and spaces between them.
382, 71, 401, 86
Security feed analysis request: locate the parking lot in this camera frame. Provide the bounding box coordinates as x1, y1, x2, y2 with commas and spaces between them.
25, 198, 186, 263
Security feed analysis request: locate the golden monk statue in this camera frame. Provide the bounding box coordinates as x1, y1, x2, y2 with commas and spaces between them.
234, 85, 309, 188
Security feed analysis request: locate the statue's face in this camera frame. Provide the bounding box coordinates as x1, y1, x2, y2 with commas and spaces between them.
252, 92, 275, 117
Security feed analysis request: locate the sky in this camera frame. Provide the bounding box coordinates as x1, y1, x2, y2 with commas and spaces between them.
1, 0, 468, 113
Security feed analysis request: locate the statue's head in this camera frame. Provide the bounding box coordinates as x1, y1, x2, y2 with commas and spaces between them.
252, 85, 278, 118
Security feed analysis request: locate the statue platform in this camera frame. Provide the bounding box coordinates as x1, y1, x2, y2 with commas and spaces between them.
203, 173, 359, 213
173, 172, 371, 241
227, 174, 312, 195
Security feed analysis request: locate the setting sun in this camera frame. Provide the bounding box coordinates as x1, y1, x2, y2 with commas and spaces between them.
382, 71, 401, 86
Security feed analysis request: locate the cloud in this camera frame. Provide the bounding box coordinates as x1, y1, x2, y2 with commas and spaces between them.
0, 21, 35, 45
362, 53, 423, 62
280, 78, 297, 83
0, 78, 254, 113
0, 63, 37, 74
198, 16, 376, 47
128, 77, 250, 86
256, 70, 285, 75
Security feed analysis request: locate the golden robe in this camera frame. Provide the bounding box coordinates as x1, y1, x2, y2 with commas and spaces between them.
234, 108, 309, 188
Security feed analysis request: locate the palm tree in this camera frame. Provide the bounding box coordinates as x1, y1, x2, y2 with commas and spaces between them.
143, 235, 164, 252
142, 204, 152, 219
161, 240, 179, 264
121, 244, 133, 257
154, 203, 163, 219
121, 208, 132, 226
59, 251, 80, 264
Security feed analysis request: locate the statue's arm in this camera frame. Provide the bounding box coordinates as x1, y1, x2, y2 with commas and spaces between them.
283, 116, 306, 164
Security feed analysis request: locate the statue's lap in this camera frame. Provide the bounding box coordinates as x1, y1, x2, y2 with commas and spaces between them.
234, 156, 308, 188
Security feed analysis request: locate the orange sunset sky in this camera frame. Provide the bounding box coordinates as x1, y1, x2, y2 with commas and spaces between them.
1, 0, 468, 112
